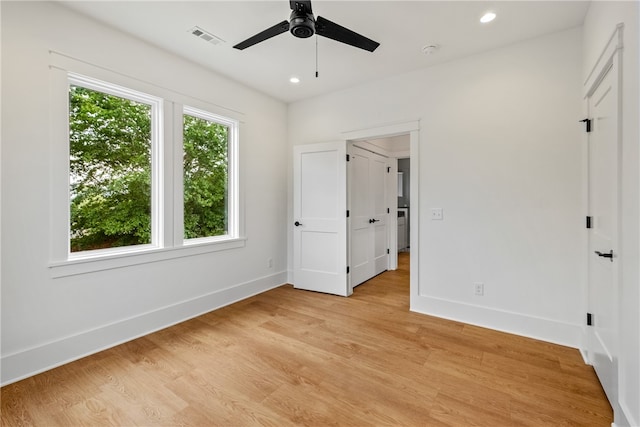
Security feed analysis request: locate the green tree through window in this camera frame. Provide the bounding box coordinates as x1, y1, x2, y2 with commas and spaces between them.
69, 85, 152, 252
69, 81, 235, 254
183, 113, 229, 239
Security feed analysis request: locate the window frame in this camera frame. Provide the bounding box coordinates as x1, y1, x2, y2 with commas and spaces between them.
49, 65, 245, 278
179, 105, 239, 246
66, 73, 164, 259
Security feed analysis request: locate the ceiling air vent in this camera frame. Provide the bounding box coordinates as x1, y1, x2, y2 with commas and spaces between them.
189, 26, 225, 45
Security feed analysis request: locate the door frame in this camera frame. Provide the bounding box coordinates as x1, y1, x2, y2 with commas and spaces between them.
342, 121, 420, 300
582, 23, 623, 408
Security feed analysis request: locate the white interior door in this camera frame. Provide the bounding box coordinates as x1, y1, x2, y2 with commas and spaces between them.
293, 142, 349, 296
370, 153, 389, 276
349, 145, 389, 287
587, 60, 619, 405
349, 147, 371, 286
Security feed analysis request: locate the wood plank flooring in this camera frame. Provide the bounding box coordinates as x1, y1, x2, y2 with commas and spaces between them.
1, 253, 612, 426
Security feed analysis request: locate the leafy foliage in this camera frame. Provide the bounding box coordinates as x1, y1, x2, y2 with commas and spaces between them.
69, 86, 152, 252
69, 86, 229, 252
183, 114, 228, 239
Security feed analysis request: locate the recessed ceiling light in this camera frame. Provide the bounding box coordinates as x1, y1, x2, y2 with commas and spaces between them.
289, 77, 300, 84
480, 12, 497, 23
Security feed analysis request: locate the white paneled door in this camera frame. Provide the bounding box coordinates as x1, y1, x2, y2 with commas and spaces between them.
293, 142, 349, 296
587, 59, 619, 406
349, 145, 389, 287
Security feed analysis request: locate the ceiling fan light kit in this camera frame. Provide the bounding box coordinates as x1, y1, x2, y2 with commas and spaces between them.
233, 0, 380, 52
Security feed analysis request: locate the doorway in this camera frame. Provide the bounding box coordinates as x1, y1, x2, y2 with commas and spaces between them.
291, 121, 419, 299
397, 157, 410, 254
343, 120, 419, 300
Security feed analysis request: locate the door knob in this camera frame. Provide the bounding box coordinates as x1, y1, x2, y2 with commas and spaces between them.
371, 218, 380, 223
294, 221, 302, 227
595, 250, 613, 262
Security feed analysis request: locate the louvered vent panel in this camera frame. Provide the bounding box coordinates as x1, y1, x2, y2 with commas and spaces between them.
189, 26, 225, 45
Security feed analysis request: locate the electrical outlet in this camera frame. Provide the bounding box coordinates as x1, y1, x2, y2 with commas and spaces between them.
474, 282, 484, 296
430, 208, 443, 220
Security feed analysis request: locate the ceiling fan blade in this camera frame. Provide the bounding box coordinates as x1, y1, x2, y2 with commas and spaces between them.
233, 20, 290, 50
290, 0, 312, 13
315, 16, 380, 52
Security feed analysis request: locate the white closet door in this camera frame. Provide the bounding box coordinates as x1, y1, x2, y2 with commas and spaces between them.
370, 153, 389, 276
349, 148, 372, 286
349, 145, 389, 287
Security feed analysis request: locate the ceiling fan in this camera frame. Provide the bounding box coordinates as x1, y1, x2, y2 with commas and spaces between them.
233, 0, 380, 52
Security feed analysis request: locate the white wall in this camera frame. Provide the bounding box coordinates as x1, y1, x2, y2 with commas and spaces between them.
1, 1, 288, 385
289, 28, 584, 345
583, 3, 640, 426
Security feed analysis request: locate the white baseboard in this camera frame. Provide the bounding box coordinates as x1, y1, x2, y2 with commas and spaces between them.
410, 295, 583, 349
579, 348, 590, 364
618, 398, 638, 427
1, 271, 287, 386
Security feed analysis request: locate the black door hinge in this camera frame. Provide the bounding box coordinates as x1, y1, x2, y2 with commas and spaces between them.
587, 312, 593, 326
387, 208, 390, 214
387, 248, 390, 254
387, 167, 391, 173
347, 266, 350, 274
586, 216, 592, 229
346, 210, 350, 218
580, 118, 592, 133
346, 154, 350, 161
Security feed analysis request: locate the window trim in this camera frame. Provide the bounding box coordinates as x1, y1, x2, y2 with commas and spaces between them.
49, 65, 246, 278
180, 105, 239, 245
66, 73, 164, 259
49, 237, 247, 278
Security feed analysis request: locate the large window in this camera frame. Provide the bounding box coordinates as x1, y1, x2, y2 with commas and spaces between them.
183, 107, 237, 242
62, 73, 239, 264
68, 75, 162, 255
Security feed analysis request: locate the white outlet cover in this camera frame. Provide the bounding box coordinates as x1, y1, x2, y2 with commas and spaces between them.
431, 208, 443, 220
474, 282, 484, 296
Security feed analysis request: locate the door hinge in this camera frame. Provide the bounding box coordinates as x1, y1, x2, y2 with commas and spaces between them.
346, 154, 350, 161
387, 208, 390, 214
387, 248, 390, 254
580, 118, 592, 133
346, 210, 350, 218
387, 167, 391, 173
586, 216, 592, 229
587, 312, 593, 326
347, 266, 350, 274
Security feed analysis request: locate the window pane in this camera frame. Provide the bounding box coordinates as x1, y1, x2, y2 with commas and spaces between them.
69, 85, 152, 252
183, 113, 229, 239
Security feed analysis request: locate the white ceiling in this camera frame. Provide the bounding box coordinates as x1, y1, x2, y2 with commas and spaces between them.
60, 1, 589, 104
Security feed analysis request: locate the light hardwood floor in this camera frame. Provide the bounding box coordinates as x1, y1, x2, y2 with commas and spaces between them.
1, 253, 612, 426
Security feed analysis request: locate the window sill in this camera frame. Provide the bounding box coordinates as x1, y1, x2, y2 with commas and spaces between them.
49, 237, 247, 278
